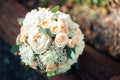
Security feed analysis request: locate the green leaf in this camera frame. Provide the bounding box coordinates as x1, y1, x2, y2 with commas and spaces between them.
51, 6, 60, 13
24, 65, 31, 71
67, 51, 73, 59
10, 45, 19, 53
39, 28, 54, 37
17, 18, 24, 26
74, 61, 80, 69
47, 71, 56, 77
47, 29, 54, 37
39, 28, 48, 34
65, 46, 76, 59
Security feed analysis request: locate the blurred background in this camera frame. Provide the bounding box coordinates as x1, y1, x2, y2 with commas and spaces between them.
17, 0, 120, 61
0, 0, 120, 80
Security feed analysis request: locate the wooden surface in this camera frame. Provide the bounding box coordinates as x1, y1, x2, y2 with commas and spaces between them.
0, 0, 120, 80
0, 0, 27, 46
51, 45, 120, 80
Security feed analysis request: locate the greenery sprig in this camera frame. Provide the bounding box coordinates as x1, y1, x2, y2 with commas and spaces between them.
10, 45, 19, 53
17, 18, 24, 26
51, 6, 60, 13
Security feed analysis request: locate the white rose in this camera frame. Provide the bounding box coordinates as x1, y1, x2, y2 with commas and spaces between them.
55, 33, 68, 47
50, 21, 61, 34
19, 44, 34, 65
38, 8, 53, 19
28, 28, 52, 54
23, 9, 40, 30
23, 9, 54, 31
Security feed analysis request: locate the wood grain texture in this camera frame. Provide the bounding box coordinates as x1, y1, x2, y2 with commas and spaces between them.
0, 0, 27, 46
0, 0, 120, 80
51, 45, 120, 80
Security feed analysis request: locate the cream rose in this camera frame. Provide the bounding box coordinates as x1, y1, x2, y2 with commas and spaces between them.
67, 35, 85, 65
72, 28, 82, 46
50, 21, 61, 34
67, 39, 75, 48
29, 61, 37, 69
72, 36, 80, 46
76, 28, 82, 36
46, 64, 57, 72
16, 27, 28, 45
67, 28, 82, 48
28, 28, 52, 54
39, 19, 52, 28
75, 34, 85, 55
58, 17, 69, 34
56, 63, 71, 74
55, 33, 68, 47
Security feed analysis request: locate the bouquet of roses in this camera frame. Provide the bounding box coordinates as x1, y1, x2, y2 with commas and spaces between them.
11, 6, 85, 77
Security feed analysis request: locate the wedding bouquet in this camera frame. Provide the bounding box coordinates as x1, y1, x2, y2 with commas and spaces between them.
13, 6, 85, 77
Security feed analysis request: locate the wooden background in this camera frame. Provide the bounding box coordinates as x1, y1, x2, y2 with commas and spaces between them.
0, 0, 120, 80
